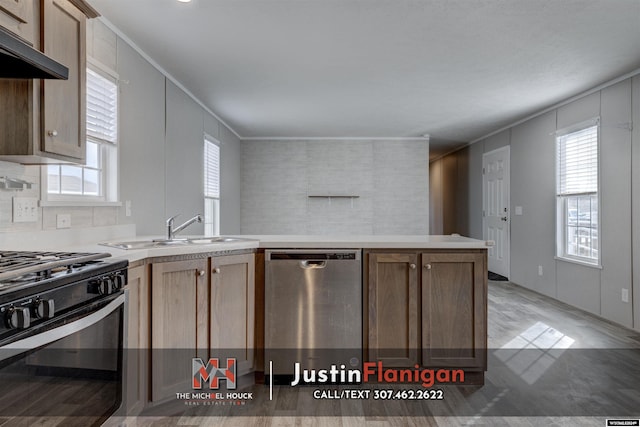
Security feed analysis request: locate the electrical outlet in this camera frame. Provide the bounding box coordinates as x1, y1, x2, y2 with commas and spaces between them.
622, 288, 629, 303
538, 265, 543, 276
56, 214, 71, 229
12, 197, 38, 222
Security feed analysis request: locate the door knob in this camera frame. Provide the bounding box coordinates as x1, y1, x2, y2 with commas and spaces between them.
47, 130, 58, 137
198, 270, 205, 277
501, 216, 508, 221
212, 268, 221, 274
409, 263, 416, 270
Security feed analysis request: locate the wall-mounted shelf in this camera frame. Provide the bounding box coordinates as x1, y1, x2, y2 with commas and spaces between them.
308, 194, 360, 199
0, 176, 34, 191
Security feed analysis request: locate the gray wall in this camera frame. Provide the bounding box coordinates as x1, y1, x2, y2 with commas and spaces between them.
437, 75, 640, 331
241, 139, 429, 235
0, 20, 242, 236
116, 39, 166, 235
111, 21, 243, 236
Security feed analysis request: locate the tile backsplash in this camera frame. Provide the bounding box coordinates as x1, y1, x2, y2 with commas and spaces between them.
0, 161, 120, 233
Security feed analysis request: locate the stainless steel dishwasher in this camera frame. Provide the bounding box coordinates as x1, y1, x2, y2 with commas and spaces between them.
265, 249, 362, 384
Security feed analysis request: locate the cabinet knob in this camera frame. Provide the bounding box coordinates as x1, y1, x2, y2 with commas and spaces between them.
47, 130, 58, 137
409, 263, 416, 270
212, 267, 221, 274
424, 264, 432, 270
198, 270, 205, 277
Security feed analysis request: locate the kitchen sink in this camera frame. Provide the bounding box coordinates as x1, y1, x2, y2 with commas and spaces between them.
99, 237, 247, 250
186, 237, 243, 244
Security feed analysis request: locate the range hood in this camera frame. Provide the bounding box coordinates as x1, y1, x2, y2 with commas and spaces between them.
0, 26, 68, 79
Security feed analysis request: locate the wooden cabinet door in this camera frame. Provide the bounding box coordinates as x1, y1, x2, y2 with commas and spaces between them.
41, 0, 86, 160
421, 252, 487, 369
210, 253, 255, 376
125, 264, 149, 415
0, 0, 35, 43
367, 252, 419, 367
150, 259, 208, 403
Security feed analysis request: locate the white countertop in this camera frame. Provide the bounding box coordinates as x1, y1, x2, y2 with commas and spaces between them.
71, 237, 260, 264
241, 234, 490, 249
0, 226, 489, 265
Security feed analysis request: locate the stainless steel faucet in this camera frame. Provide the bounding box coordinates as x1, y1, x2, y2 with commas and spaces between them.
166, 214, 203, 240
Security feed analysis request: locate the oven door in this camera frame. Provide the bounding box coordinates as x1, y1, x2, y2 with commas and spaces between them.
0, 292, 124, 426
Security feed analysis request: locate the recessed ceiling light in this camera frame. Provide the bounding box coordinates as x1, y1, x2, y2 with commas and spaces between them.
177, 0, 192, 3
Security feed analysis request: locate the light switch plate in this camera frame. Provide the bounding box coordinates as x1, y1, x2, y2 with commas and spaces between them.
515, 206, 523, 215
13, 197, 38, 222
622, 288, 629, 303
56, 213, 71, 229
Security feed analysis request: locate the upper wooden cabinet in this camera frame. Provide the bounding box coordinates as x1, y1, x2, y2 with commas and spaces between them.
41, 0, 86, 160
0, 0, 36, 44
0, 0, 97, 164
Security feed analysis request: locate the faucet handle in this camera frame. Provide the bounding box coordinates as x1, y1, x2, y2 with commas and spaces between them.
166, 214, 180, 225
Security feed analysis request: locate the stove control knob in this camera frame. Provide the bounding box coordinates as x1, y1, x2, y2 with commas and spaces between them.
100, 278, 114, 295
112, 273, 126, 290
6, 307, 30, 330
34, 299, 55, 319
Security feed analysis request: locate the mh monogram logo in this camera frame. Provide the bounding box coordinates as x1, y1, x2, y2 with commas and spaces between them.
192, 358, 237, 390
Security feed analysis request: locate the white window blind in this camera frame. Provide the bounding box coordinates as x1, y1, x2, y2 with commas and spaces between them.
46, 66, 118, 201
555, 123, 599, 265
86, 68, 118, 145
556, 125, 598, 195
204, 139, 220, 198
204, 137, 220, 236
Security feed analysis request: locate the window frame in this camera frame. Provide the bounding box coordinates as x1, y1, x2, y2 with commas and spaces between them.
204, 135, 220, 236
41, 58, 120, 207
554, 118, 601, 268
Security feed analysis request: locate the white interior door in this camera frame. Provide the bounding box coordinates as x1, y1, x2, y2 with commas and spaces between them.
483, 146, 510, 278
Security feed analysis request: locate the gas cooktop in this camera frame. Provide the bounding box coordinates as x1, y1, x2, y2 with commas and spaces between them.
0, 250, 124, 299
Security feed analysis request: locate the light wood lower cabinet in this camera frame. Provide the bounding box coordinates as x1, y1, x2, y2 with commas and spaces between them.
149, 253, 256, 404
124, 264, 149, 415
366, 250, 487, 372
210, 253, 255, 376
366, 252, 419, 367
150, 259, 208, 403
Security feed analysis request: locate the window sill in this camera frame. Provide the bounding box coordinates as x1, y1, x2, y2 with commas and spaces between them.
39, 200, 122, 208
554, 256, 602, 270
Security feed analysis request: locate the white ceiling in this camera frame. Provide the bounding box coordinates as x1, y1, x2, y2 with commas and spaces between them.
88, 0, 640, 158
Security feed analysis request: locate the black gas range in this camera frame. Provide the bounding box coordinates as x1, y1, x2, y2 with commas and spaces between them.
0, 251, 128, 342
0, 250, 127, 424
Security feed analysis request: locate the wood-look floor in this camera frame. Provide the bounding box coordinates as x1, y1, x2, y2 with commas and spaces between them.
103, 282, 640, 426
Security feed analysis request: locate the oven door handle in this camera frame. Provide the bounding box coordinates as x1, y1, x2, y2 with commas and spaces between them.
0, 293, 125, 360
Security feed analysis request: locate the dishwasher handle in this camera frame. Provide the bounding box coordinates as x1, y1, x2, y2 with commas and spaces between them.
299, 260, 327, 269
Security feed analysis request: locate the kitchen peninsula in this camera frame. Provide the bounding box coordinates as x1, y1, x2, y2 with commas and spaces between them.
1, 230, 489, 410
248, 235, 489, 387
